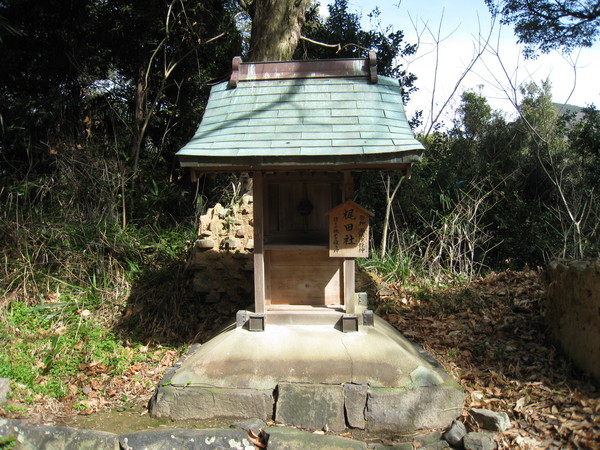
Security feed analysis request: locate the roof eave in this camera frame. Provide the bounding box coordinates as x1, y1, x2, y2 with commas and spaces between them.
178, 150, 422, 173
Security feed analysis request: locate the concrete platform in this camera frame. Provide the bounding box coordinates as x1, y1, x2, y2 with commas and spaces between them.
149, 315, 464, 432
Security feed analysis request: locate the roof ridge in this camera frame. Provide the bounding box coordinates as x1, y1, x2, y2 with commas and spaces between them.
229, 52, 378, 88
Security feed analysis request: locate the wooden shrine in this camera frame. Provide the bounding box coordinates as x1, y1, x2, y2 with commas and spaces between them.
176, 53, 424, 330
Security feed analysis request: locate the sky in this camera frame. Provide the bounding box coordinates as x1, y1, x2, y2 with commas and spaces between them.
319, 0, 600, 132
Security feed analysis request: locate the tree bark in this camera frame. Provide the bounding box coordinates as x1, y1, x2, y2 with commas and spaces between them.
380, 173, 404, 258
247, 0, 310, 61
131, 62, 148, 175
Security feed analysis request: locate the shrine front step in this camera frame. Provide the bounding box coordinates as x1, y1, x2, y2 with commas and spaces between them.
267, 310, 342, 326
236, 308, 373, 329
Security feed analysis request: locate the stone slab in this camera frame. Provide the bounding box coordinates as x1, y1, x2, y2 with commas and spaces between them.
0, 418, 119, 450
0, 420, 369, 450
344, 383, 368, 429
150, 385, 273, 421
120, 428, 254, 450
275, 382, 345, 432
265, 427, 367, 450
365, 380, 465, 433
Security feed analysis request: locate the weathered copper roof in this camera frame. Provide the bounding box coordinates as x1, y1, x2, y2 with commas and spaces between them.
176, 56, 424, 171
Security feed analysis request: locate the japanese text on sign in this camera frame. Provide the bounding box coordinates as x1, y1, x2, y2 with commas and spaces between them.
328, 200, 371, 258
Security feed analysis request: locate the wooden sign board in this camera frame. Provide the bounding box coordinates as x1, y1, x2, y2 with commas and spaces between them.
327, 200, 373, 258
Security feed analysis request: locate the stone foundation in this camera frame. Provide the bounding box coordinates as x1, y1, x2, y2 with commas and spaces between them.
150, 379, 464, 433
545, 259, 600, 383
149, 317, 465, 433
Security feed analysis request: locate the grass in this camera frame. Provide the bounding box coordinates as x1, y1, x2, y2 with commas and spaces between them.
0, 288, 172, 402
0, 187, 195, 405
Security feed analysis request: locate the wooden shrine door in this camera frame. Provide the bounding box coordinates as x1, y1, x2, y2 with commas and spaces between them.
261, 173, 343, 308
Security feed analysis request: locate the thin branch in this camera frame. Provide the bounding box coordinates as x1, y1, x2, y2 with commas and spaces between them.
300, 35, 341, 50
423, 12, 496, 136
299, 35, 370, 54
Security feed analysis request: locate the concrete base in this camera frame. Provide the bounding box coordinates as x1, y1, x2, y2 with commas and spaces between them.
150, 316, 464, 432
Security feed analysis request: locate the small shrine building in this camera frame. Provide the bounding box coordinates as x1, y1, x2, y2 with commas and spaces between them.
150, 54, 464, 433
176, 53, 424, 330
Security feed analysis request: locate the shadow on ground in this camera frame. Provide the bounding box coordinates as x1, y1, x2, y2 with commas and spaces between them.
114, 253, 379, 346
114, 259, 246, 346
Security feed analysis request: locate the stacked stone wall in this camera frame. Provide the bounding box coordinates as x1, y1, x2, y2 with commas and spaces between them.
187, 194, 254, 314
545, 259, 600, 383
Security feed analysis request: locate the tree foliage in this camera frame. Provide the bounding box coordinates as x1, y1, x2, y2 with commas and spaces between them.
486, 0, 600, 56
298, 0, 417, 100
1, 0, 597, 286
387, 84, 599, 272
0, 0, 240, 225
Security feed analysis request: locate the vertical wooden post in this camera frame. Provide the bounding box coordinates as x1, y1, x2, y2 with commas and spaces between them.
344, 258, 356, 315
343, 171, 355, 314
253, 172, 265, 314
343, 171, 353, 201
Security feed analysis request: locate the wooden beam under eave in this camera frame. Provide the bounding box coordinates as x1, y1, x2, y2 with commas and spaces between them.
252, 171, 266, 314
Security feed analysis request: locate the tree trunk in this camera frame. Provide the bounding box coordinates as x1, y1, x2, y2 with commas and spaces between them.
380, 173, 404, 259
131, 62, 148, 175
248, 0, 310, 61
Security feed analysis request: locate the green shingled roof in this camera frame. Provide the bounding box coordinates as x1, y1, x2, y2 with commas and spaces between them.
176, 75, 423, 170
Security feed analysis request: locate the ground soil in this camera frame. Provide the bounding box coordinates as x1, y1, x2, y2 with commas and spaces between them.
1, 269, 598, 448
377, 269, 599, 448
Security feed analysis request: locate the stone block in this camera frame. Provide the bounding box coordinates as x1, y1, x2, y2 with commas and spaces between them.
265, 427, 367, 450
230, 418, 267, 435
0, 419, 119, 450
344, 383, 367, 429
442, 419, 467, 446
365, 381, 465, 433
275, 382, 346, 432
470, 408, 510, 432
149, 385, 274, 421
0, 378, 9, 403
463, 431, 496, 450
195, 238, 215, 250
120, 428, 252, 450
221, 238, 238, 250
545, 259, 600, 383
